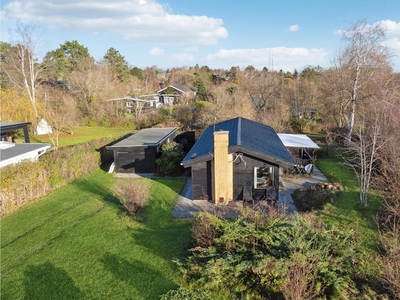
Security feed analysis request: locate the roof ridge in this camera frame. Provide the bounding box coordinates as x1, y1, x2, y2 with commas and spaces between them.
237, 117, 242, 146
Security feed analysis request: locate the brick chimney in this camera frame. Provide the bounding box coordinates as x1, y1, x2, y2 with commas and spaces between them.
212, 131, 233, 205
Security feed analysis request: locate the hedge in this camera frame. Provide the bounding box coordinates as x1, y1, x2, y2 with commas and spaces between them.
0, 137, 116, 216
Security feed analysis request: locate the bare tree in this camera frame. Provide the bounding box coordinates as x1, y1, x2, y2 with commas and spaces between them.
341, 97, 391, 207
334, 19, 389, 145
1, 23, 46, 119
42, 87, 78, 148
66, 57, 107, 118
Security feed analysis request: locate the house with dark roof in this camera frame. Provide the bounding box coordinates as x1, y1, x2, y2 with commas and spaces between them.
181, 117, 295, 205
157, 84, 197, 105
106, 127, 178, 174
0, 122, 51, 168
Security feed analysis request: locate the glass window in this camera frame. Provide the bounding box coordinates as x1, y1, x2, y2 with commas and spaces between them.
254, 166, 274, 189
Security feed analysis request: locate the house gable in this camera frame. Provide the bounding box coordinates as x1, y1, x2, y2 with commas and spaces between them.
181, 117, 295, 168
181, 117, 295, 203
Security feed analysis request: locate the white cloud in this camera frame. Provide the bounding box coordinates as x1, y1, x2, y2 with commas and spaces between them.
374, 20, 400, 36
383, 37, 400, 52
3, 0, 228, 45
335, 19, 400, 37
149, 47, 164, 55
204, 47, 328, 71
288, 24, 299, 32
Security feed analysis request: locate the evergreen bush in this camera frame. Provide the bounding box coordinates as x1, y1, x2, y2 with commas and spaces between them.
155, 142, 185, 176
175, 211, 359, 299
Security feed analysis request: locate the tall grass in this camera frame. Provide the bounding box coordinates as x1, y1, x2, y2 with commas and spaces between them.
1, 169, 190, 299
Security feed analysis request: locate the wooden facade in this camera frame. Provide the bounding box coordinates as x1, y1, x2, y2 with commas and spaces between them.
191, 154, 279, 201
182, 117, 295, 204
113, 147, 158, 173
107, 128, 178, 174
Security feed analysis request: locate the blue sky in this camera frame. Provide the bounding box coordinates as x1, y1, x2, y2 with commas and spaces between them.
1, 0, 400, 72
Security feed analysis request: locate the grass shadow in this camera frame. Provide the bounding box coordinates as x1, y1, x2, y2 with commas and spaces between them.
129, 177, 192, 259
23, 261, 85, 300
71, 175, 121, 210
100, 252, 177, 299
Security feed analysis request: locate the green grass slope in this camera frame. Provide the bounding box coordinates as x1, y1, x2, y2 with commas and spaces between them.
1, 170, 190, 299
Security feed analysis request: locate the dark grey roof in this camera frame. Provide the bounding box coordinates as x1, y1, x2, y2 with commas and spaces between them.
158, 84, 197, 94
106, 128, 178, 149
181, 117, 295, 168
0, 122, 32, 133
171, 84, 197, 93
0, 142, 51, 167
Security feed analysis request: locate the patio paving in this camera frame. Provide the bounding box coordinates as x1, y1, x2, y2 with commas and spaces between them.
277, 166, 329, 214
172, 166, 329, 218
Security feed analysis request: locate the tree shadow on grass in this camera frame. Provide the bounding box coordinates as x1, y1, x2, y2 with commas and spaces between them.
71, 177, 122, 211
100, 252, 177, 299
128, 178, 192, 259
23, 261, 84, 300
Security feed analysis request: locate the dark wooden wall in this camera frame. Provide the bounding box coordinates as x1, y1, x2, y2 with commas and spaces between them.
114, 147, 158, 173
232, 154, 279, 201
112, 130, 177, 174
190, 153, 280, 202
191, 161, 212, 200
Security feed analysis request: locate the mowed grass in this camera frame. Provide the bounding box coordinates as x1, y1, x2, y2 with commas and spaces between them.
29, 126, 133, 148
1, 169, 191, 299
316, 153, 382, 278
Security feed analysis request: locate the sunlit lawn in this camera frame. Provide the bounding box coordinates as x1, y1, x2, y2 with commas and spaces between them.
1, 169, 191, 299
29, 126, 133, 148
316, 152, 382, 279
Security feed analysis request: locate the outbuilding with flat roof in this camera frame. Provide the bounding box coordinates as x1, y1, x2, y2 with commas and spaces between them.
107, 127, 178, 174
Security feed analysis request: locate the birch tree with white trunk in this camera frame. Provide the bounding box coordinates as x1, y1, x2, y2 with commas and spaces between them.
1, 23, 45, 119
335, 19, 389, 145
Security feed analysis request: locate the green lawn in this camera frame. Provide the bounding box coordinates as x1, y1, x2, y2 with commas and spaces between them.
316, 153, 382, 279
1, 169, 191, 299
29, 126, 133, 147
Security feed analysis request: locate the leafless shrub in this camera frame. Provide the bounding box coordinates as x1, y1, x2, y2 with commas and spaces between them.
281, 254, 317, 300
113, 179, 150, 215
379, 218, 400, 298
191, 213, 220, 248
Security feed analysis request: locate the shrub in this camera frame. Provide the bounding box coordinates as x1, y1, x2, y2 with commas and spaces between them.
191, 212, 223, 248
176, 211, 359, 299
0, 136, 117, 215
160, 288, 213, 300
113, 179, 149, 215
293, 184, 341, 212
156, 142, 185, 176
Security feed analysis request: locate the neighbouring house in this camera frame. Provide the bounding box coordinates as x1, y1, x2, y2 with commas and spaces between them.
181, 117, 295, 205
108, 84, 197, 115
0, 122, 51, 168
106, 127, 179, 174
294, 108, 317, 120
157, 84, 197, 105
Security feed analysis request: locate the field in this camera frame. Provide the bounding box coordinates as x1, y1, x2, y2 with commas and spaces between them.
29, 126, 134, 148
1, 170, 190, 299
